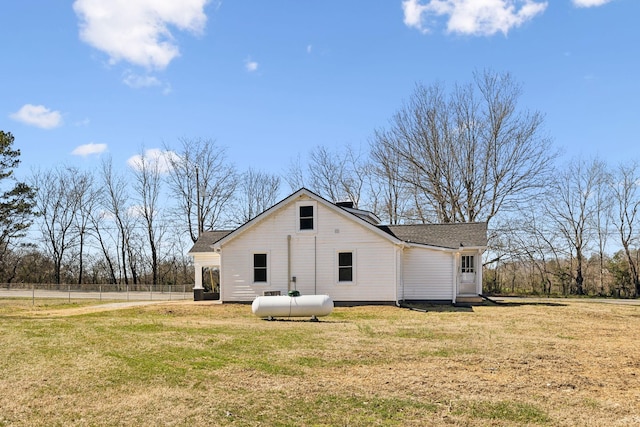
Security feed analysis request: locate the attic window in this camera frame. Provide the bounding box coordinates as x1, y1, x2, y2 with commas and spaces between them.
299, 205, 314, 230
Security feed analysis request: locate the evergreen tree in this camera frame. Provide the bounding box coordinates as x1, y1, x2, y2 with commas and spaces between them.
0, 131, 36, 252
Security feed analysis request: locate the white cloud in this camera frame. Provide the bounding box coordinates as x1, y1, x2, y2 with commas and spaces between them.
245, 58, 259, 72
307, 45, 313, 54
403, 0, 431, 32
122, 71, 162, 88
73, 0, 210, 70
572, 0, 612, 7
122, 70, 172, 94
402, 0, 548, 36
127, 148, 179, 173
9, 104, 63, 129
71, 142, 108, 157
127, 204, 147, 219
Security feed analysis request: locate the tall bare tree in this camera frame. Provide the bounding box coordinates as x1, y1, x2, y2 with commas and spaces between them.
290, 145, 368, 206
165, 138, 237, 243
31, 166, 83, 284
591, 163, 612, 295
369, 134, 413, 224
100, 157, 138, 285
234, 168, 281, 224
610, 161, 640, 296
370, 70, 556, 224
130, 148, 165, 286
71, 169, 100, 285
284, 154, 307, 192
548, 158, 606, 295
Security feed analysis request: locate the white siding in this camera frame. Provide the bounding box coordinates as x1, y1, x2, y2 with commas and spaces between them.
221, 195, 397, 302
193, 253, 220, 266
401, 247, 454, 300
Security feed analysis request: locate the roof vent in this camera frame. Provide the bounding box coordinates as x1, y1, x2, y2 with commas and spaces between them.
336, 201, 354, 209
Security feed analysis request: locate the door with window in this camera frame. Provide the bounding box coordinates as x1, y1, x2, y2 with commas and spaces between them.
458, 254, 477, 294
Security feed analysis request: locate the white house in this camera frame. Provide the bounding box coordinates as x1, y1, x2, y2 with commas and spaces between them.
188, 188, 487, 305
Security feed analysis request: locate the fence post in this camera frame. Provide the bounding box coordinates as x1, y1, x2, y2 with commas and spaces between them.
127, 284, 129, 301
150, 284, 153, 301
99, 285, 102, 301
32, 283, 35, 305
68, 284, 71, 303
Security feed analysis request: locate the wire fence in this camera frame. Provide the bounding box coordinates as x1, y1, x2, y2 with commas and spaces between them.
0, 283, 195, 303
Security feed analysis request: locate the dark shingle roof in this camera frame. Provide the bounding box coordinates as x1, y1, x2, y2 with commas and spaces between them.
378, 222, 487, 249
187, 230, 233, 253
190, 223, 487, 253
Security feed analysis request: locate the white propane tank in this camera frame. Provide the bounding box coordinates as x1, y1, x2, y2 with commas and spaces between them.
252, 294, 333, 319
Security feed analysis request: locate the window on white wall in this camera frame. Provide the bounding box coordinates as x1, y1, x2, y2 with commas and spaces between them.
461, 255, 475, 273
299, 205, 314, 230
254, 253, 268, 282
338, 251, 353, 282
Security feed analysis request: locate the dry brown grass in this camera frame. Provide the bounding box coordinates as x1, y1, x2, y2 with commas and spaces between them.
0, 298, 638, 426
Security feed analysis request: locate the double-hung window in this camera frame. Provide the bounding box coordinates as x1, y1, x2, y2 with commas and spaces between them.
338, 252, 353, 282
254, 253, 268, 283
299, 205, 314, 230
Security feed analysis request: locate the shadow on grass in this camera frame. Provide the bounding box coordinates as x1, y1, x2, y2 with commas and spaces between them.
400, 299, 568, 313
480, 296, 568, 307
399, 304, 475, 313
259, 317, 350, 323
486, 301, 568, 307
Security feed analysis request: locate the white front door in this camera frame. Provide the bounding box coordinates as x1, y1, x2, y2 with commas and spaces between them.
458, 254, 477, 295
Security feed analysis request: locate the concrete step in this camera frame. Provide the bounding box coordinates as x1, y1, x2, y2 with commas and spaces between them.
456, 295, 483, 304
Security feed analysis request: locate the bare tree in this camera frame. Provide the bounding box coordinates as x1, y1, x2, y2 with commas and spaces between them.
165, 138, 237, 243
293, 145, 368, 206
371, 70, 556, 224
369, 134, 413, 224
100, 157, 139, 285
233, 168, 281, 224
308, 145, 346, 203
591, 164, 612, 295
87, 207, 119, 285
548, 158, 606, 295
31, 166, 83, 284
284, 154, 307, 192
130, 148, 165, 286
610, 161, 640, 296
71, 169, 100, 285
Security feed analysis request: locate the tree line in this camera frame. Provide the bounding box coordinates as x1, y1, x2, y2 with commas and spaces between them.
1, 70, 639, 297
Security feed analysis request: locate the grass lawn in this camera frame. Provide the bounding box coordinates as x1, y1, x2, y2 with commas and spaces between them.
0, 298, 638, 426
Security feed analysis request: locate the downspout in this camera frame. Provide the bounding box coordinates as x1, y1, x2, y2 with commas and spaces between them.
401, 246, 405, 305
477, 249, 483, 295
452, 252, 458, 304
287, 235, 292, 292
314, 236, 317, 295
393, 246, 398, 306
218, 250, 223, 302
395, 243, 405, 307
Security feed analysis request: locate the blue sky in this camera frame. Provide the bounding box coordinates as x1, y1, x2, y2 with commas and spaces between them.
1, 0, 638, 182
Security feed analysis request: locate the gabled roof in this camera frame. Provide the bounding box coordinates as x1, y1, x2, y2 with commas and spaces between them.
210, 188, 404, 248
187, 230, 233, 253
378, 222, 488, 249
187, 188, 488, 253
